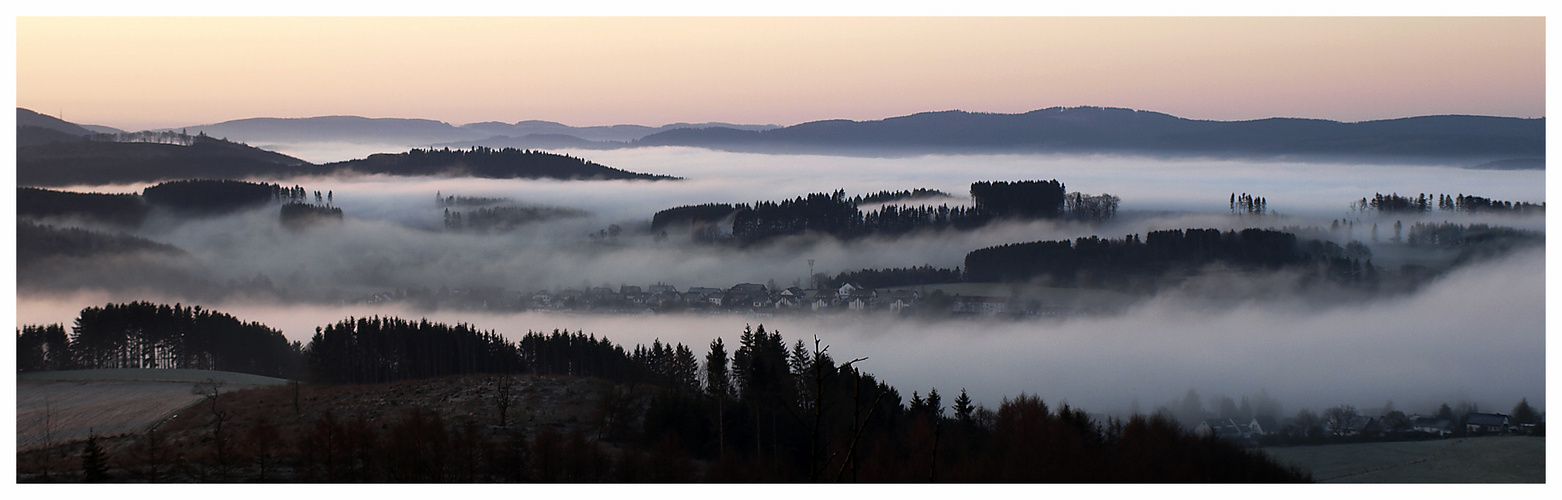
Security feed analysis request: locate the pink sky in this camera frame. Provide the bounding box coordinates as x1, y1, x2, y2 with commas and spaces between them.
15, 17, 1546, 131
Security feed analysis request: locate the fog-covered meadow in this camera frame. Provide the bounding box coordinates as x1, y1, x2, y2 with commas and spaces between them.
17, 148, 1546, 414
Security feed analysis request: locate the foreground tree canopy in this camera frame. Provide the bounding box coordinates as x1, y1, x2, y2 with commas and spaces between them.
19, 304, 1308, 482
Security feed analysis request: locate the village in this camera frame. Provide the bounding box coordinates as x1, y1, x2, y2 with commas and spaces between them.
1192, 406, 1541, 448
350, 280, 1091, 318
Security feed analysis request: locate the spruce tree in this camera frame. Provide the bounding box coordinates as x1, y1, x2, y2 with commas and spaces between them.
81, 430, 108, 482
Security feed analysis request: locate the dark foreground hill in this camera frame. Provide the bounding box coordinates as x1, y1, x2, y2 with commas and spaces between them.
17, 135, 318, 187
17, 306, 1307, 483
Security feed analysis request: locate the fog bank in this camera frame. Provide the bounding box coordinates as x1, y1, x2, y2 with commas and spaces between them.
16, 246, 1543, 417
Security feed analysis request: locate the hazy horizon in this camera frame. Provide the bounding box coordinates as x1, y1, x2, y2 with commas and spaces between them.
17, 17, 1545, 131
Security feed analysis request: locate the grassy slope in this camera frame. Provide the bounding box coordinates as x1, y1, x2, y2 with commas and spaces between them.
1260, 437, 1545, 483
16, 369, 290, 450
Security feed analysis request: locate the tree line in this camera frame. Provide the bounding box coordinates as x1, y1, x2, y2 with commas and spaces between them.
853, 188, 950, 205
1355, 192, 1544, 215
827, 265, 963, 289
16, 302, 300, 378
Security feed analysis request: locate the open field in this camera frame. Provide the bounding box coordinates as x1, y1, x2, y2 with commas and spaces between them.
1260, 436, 1545, 483
16, 369, 290, 450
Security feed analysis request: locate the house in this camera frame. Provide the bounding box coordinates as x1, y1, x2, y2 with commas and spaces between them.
686, 287, 723, 305
775, 292, 808, 309
1194, 418, 1247, 440
837, 283, 862, 301
1410, 416, 1454, 437
952, 295, 1008, 314
887, 290, 919, 313
730, 283, 768, 294
1248, 415, 1279, 436
844, 288, 876, 310
727, 290, 772, 310
810, 289, 834, 312
1327, 415, 1379, 437
1465, 413, 1511, 434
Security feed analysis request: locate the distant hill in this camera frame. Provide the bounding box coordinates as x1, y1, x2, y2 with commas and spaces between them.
179, 115, 779, 147
18, 108, 96, 136
437, 133, 627, 151
1468, 158, 1544, 170
630, 107, 1545, 164
16, 108, 128, 146
325, 147, 679, 180
181, 115, 481, 145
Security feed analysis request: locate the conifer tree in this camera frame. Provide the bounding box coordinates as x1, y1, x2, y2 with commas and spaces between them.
81, 430, 108, 482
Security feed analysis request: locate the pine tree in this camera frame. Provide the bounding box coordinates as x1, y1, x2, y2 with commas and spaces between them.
705, 338, 731, 399
81, 429, 109, 482
954, 389, 975, 426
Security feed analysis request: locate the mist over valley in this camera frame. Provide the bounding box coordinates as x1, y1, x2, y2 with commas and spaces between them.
14, 107, 1546, 484
16, 143, 1545, 417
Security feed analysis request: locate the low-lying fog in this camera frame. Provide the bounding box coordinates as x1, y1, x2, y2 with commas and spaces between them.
44, 149, 1544, 294
16, 246, 1544, 416
21, 148, 1545, 416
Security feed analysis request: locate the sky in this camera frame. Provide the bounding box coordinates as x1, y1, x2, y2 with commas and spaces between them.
12, 16, 1547, 131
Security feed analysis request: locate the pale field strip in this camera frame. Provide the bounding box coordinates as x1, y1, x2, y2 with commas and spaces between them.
15, 369, 289, 450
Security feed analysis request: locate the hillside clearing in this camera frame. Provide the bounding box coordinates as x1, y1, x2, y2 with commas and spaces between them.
1260, 436, 1544, 483
16, 369, 290, 451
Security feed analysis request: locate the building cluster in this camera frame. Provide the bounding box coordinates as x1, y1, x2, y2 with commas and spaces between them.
527, 282, 925, 314
1193, 411, 1534, 447
352, 282, 1082, 317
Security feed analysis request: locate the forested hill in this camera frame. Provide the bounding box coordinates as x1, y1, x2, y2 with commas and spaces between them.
324, 147, 680, 180
632, 107, 1545, 163
17, 135, 317, 187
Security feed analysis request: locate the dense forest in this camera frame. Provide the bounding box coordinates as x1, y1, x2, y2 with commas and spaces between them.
142, 180, 307, 215
443, 205, 587, 232
723, 181, 1118, 244
303, 317, 522, 384
963, 228, 1376, 288
279, 203, 344, 228
16, 188, 151, 228
19, 181, 314, 230
17, 221, 185, 266
651, 203, 739, 230
435, 193, 512, 207
325, 147, 680, 181
18, 308, 1307, 482
16, 302, 300, 378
